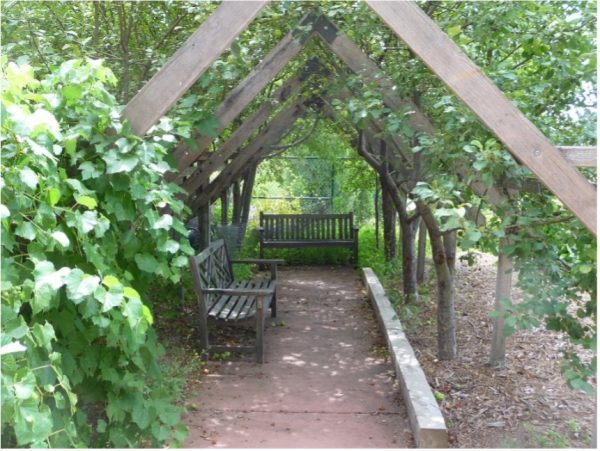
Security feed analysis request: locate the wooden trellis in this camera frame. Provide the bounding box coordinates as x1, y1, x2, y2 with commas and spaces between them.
122, 2, 597, 362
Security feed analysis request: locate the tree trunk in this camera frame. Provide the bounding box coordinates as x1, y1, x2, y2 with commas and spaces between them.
417, 218, 427, 284
220, 191, 228, 225
399, 216, 419, 303
381, 179, 397, 260
417, 200, 457, 360
374, 178, 380, 249
489, 235, 513, 368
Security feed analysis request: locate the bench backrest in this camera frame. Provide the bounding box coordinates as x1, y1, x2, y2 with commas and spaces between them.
189, 239, 234, 294
260, 213, 355, 241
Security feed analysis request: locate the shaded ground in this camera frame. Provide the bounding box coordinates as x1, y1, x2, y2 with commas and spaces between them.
180, 266, 413, 448
400, 252, 595, 448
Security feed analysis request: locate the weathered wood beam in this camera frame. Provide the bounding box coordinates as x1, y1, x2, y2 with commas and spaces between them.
557, 146, 596, 168
366, 0, 596, 234
181, 73, 306, 195
123, 1, 268, 136
170, 14, 316, 179
314, 15, 435, 135
192, 100, 305, 209
489, 236, 513, 368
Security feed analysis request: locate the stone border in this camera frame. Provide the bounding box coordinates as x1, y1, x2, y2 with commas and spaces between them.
362, 268, 448, 448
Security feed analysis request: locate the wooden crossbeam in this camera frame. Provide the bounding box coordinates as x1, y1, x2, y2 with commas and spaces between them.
170, 15, 315, 179
123, 1, 268, 136
366, 0, 596, 234
557, 146, 596, 168
181, 73, 306, 195
192, 99, 305, 209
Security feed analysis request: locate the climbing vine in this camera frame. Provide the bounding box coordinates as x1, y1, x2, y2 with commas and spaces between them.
1, 59, 194, 447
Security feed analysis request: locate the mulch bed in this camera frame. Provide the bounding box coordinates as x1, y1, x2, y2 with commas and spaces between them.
397, 252, 595, 448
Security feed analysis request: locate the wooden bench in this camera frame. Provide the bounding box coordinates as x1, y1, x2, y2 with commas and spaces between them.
188, 239, 284, 363
259, 212, 359, 265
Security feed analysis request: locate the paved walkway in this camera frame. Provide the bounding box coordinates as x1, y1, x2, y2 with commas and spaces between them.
184, 267, 413, 448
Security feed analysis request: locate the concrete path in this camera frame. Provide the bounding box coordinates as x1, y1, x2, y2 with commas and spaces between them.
184, 266, 413, 448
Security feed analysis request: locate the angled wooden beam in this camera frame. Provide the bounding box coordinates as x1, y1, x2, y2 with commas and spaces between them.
366, 0, 596, 234
314, 16, 435, 135
181, 73, 306, 195
557, 146, 596, 168
192, 100, 305, 209
169, 14, 316, 179
123, 1, 268, 136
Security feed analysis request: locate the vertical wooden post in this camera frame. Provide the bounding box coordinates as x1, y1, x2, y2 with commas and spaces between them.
381, 181, 397, 260
374, 175, 380, 249
240, 165, 257, 225
489, 236, 513, 368
196, 204, 210, 251
417, 218, 427, 284
231, 179, 242, 224
220, 191, 228, 225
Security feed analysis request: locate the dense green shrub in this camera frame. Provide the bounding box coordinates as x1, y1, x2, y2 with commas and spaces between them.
1, 59, 193, 447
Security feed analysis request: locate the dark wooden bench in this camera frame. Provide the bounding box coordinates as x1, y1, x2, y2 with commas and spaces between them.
188, 239, 283, 363
259, 212, 359, 265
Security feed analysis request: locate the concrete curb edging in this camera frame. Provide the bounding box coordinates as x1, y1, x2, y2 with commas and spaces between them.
362, 268, 448, 448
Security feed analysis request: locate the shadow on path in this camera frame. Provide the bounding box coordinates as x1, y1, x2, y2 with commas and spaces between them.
184, 266, 414, 448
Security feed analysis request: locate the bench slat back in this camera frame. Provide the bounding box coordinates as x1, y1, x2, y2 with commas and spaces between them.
260, 213, 354, 241
189, 240, 234, 314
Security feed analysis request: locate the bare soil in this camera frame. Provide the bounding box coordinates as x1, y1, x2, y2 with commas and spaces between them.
399, 251, 596, 448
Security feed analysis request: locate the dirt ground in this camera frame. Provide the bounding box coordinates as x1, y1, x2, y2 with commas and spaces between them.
399, 251, 596, 448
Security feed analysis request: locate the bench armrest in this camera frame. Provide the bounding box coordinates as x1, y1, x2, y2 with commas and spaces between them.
202, 287, 274, 297
231, 259, 285, 265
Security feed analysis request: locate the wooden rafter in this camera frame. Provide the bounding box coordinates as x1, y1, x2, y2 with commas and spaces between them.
123, 1, 268, 136
192, 98, 306, 209
366, 0, 596, 234
170, 14, 316, 180
181, 72, 306, 195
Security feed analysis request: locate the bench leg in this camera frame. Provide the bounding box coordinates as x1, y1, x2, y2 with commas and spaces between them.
199, 311, 210, 361
271, 291, 277, 318
256, 296, 265, 363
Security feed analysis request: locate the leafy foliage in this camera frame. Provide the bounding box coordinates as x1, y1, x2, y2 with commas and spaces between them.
1, 59, 193, 447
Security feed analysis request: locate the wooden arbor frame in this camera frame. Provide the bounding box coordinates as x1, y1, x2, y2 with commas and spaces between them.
122, 1, 596, 238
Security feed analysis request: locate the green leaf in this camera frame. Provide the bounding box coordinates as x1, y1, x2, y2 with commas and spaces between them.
20, 167, 39, 190
14, 370, 36, 400
62, 85, 83, 103
153, 214, 173, 230
65, 269, 100, 303
15, 222, 36, 240
123, 286, 141, 301
0, 204, 9, 219
135, 253, 158, 273
48, 188, 61, 206
132, 402, 151, 429
78, 211, 97, 234
197, 116, 219, 137
102, 275, 120, 289
447, 25, 462, 38
103, 150, 139, 174
76, 195, 97, 210
51, 231, 70, 248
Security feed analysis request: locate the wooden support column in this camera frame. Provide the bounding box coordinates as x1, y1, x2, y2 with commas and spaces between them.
489, 236, 513, 368
366, 0, 596, 234
417, 218, 427, 284
380, 141, 397, 261
240, 164, 258, 225
196, 204, 211, 251
231, 180, 242, 225
123, 1, 268, 136
220, 191, 228, 225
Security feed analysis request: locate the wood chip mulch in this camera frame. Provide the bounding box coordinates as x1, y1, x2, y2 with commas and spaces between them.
397, 252, 596, 448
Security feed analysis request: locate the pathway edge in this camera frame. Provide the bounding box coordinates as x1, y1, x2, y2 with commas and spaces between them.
362, 267, 449, 448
